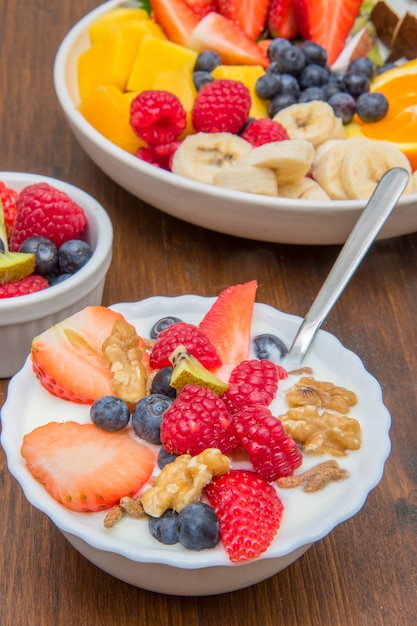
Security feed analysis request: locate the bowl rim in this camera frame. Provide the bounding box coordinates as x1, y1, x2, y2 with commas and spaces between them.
0, 171, 113, 321
1, 295, 392, 570
52, 0, 417, 217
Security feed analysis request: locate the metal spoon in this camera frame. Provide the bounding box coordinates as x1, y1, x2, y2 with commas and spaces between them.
283, 167, 410, 367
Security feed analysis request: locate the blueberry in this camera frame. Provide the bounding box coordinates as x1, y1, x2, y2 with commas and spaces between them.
0, 239, 6, 251
157, 446, 179, 469
19, 236, 59, 277
298, 86, 325, 103
253, 334, 288, 362
48, 273, 72, 286
328, 70, 346, 89
267, 37, 292, 62
177, 502, 219, 550
327, 92, 356, 124
279, 73, 301, 98
299, 41, 328, 66
268, 93, 297, 117
194, 50, 221, 72
343, 71, 370, 97
356, 92, 388, 123
274, 45, 306, 75
298, 64, 329, 89
376, 62, 397, 76
255, 73, 282, 100
192, 70, 214, 91
90, 396, 130, 432
322, 82, 342, 100
58, 239, 92, 274
150, 366, 176, 399
131, 393, 173, 444
149, 509, 179, 545
150, 316, 182, 340
347, 57, 376, 80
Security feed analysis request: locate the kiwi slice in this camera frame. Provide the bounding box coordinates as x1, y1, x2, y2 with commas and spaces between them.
169, 345, 228, 395
0, 251, 36, 284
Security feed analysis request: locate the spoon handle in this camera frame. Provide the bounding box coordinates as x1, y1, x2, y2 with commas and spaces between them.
287, 167, 410, 364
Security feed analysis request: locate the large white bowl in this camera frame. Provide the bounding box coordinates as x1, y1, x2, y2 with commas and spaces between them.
0, 172, 113, 378
1, 295, 391, 595
53, 0, 417, 245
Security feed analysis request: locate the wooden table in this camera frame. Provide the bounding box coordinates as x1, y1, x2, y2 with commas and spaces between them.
1, 2, 417, 624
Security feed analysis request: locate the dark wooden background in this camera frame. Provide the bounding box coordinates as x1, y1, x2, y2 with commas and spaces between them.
1, 2, 416, 624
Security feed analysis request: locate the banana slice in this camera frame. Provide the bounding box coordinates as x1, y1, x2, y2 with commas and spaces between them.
171, 132, 252, 185
327, 115, 347, 140
341, 139, 412, 199
279, 177, 331, 201
273, 101, 336, 147
236, 139, 314, 185
312, 138, 363, 200
213, 165, 278, 196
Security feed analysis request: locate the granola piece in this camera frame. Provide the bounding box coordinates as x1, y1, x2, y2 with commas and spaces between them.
285, 377, 357, 414
102, 319, 147, 403
277, 459, 348, 492
140, 448, 230, 517
280, 405, 362, 456
103, 504, 124, 529
120, 496, 148, 519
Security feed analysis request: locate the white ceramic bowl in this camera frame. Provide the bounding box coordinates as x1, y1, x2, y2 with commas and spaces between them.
1, 295, 391, 595
0, 172, 113, 378
53, 0, 417, 245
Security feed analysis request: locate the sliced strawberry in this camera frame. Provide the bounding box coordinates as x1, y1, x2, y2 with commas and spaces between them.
21, 421, 156, 512
217, 0, 270, 40
268, 0, 299, 40
31, 306, 126, 404
292, 0, 362, 65
184, 0, 217, 18
150, 0, 200, 46
199, 280, 257, 382
187, 12, 269, 67
205, 469, 284, 562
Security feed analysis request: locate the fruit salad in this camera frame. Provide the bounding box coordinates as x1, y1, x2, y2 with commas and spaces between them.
75, 0, 417, 200
19, 281, 370, 564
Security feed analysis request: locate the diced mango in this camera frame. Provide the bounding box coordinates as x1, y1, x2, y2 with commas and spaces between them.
211, 65, 269, 119
78, 85, 144, 154
152, 69, 197, 137
126, 37, 198, 93
88, 7, 150, 44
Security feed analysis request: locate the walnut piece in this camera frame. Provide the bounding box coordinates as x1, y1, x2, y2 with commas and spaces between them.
277, 460, 348, 492
286, 377, 357, 414
140, 448, 230, 517
102, 319, 147, 403
280, 405, 362, 456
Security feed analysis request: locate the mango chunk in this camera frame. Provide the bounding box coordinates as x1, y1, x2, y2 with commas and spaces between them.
211, 65, 269, 119
126, 37, 198, 93
78, 85, 144, 154
89, 7, 150, 44
152, 69, 197, 137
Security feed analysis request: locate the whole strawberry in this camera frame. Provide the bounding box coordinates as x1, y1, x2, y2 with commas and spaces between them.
205, 469, 284, 562
149, 321, 221, 369
9, 183, 87, 251
192, 79, 251, 134
160, 384, 238, 455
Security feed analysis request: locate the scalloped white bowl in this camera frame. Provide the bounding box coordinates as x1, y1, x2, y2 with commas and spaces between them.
53, 0, 417, 245
0, 172, 113, 378
1, 295, 391, 595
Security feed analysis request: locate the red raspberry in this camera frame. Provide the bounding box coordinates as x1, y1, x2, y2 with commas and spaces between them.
192, 79, 251, 134
232, 405, 302, 481
130, 90, 186, 145
160, 384, 238, 455
0, 181, 18, 234
9, 183, 87, 252
205, 469, 284, 562
240, 118, 289, 147
135, 140, 182, 171
150, 321, 221, 369
0, 274, 49, 299
222, 359, 283, 413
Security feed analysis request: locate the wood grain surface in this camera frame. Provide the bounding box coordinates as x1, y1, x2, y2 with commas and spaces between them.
1, 2, 416, 625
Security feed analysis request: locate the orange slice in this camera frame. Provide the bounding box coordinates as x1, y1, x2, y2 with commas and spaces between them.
349, 59, 417, 170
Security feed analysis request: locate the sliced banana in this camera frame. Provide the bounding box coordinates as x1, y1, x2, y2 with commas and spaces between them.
273, 101, 336, 147
213, 165, 278, 196
171, 132, 252, 185
279, 177, 331, 201
236, 139, 314, 185
327, 115, 347, 140
312, 138, 363, 200
341, 139, 412, 199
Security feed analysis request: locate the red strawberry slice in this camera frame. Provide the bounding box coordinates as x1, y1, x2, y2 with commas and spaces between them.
217, 0, 270, 40
292, 0, 363, 65
187, 12, 269, 67
268, 0, 299, 40
0, 181, 18, 235
21, 421, 156, 512
205, 469, 284, 562
31, 306, 126, 404
184, 0, 217, 18
150, 0, 200, 46
199, 280, 257, 382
